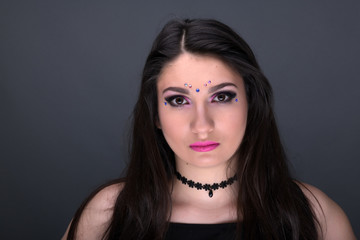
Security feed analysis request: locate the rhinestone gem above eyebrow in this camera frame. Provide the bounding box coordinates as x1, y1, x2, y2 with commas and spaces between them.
164, 102, 167, 106
184, 81, 211, 91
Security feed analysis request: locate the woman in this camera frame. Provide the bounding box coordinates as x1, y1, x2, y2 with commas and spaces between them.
62, 19, 355, 240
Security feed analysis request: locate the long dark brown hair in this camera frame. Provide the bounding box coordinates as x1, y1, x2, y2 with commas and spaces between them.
67, 18, 320, 240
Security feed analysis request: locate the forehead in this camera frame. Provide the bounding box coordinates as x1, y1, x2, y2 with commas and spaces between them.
157, 53, 242, 88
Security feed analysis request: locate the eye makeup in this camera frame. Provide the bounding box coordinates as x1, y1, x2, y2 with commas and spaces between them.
164, 95, 190, 107
162, 81, 239, 108
164, 90, 237, 107
210, 91, 237, 103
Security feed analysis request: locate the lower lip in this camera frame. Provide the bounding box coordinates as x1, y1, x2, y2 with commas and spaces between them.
190, 143, 219, 152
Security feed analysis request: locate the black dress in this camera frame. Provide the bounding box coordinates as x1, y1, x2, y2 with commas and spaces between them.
164, 222, 238, 240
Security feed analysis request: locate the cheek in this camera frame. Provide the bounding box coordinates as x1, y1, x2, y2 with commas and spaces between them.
217, 104, 247, 140
158, 107, 187, 142
223, 115, 247, 137
234, 110, 247, 137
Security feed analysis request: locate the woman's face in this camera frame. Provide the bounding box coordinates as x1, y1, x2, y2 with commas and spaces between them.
157, 53, 248, 169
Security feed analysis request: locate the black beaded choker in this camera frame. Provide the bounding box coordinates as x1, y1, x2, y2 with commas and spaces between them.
175, 171, 237, 198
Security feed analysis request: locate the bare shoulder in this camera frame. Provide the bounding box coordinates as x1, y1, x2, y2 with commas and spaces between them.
62, 183, 124, 240
86, 182, 123, 212
296, 182, 356, 240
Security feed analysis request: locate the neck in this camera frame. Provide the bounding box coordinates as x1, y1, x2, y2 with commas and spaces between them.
170, 157, 239, 223
170, 172, 238, 223
171, 163, 238, 208
175, 159, 237, 183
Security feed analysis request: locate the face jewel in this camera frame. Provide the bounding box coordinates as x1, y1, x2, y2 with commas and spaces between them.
184, 83, 188, 87
208, 80, 211, 84
204, 83, 207, 87
235, 98, 238, 102
164, 102, 167, 106
196, 88, 200, 92
189, 84, 192, 88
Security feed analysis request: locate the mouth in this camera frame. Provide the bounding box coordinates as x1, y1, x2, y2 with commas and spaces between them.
189, 141, 220, 152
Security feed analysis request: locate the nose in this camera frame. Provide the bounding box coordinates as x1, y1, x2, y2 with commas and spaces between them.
190, 105, 214, 138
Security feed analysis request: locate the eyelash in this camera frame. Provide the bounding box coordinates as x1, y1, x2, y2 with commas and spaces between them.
164, 91, 237, 107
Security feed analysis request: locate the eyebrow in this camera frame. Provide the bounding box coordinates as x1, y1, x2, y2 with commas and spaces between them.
162, 87, 190, 95
208, 82, 238, 93
162, 82, 237, 95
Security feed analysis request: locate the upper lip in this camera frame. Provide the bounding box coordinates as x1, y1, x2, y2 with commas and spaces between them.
189, 141, 219, 147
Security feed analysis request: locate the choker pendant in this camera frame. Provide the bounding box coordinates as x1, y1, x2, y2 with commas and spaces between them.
209, 189, 213, 198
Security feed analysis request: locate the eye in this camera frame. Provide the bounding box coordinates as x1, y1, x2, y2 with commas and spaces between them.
165, 95, 189, 107
211, 91, 236, 103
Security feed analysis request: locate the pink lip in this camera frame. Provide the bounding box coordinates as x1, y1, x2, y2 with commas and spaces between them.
189, 141, 220, 152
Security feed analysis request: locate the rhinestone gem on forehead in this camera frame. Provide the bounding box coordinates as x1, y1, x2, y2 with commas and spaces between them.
183, 80, 211, 92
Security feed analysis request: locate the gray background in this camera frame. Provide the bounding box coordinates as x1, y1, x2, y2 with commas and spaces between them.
1, 1, 359, 239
